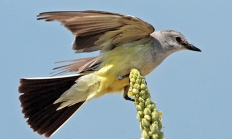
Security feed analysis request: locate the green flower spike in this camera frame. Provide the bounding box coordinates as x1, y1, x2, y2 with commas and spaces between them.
129, 69, 164, 139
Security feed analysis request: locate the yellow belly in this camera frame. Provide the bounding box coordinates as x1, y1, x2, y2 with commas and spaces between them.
105, 77, 129, 93
94, 64, 129, 96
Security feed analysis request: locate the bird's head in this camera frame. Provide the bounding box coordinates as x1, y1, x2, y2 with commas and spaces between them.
153, 30, 201, 54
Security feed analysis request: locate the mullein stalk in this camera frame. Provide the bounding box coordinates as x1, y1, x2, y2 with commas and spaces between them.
129, 69, 164, 139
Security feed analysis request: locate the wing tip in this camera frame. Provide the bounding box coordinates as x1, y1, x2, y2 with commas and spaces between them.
36, 12, 56, 21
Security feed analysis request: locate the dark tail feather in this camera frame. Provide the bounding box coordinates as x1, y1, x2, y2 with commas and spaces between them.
18, 74, 85, 137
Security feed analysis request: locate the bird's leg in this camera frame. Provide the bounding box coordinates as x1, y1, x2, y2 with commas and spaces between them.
118, 73, 134, 101
118, 74, 130, 80
123, 85, 134, 102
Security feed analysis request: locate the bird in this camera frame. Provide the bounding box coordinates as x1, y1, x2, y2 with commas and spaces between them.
18, 10, 201, 138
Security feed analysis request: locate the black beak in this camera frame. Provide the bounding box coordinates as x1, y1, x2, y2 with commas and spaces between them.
185, 44, 201, 52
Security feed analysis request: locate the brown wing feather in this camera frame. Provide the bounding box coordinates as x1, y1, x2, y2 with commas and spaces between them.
37, 10, 154, 53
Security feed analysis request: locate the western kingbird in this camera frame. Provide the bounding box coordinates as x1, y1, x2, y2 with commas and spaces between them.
18, 10, 201, 137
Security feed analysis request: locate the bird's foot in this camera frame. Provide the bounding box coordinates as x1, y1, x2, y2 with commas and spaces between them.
123, 85, 134, 102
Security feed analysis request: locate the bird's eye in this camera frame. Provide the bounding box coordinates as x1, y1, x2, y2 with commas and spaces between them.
175, 37, 182, 43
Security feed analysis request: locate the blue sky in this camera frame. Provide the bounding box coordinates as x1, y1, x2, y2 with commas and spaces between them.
1, 1, 232, 139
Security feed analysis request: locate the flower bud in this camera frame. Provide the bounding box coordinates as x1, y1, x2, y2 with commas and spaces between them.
139, 102, 145, 109
144, 115, 151, 121
147, 104, 154, 111
144, 108, 151, 115
140, 90, 146, 96
151, 111, 158, 121
132, 88, 139, 94
134, 83, 140, 90
139, 97, 144, 103
136, 105, 143, 111
130, 78, 135, 83
140, 84, 146, 90
151, 133, 158, 139
142, 118, 151, 127
150, 123, 158, 133
158, 132, 164, 139
136, 78, 141, 84
142, 130, 149, 139
137, 113, 142, 121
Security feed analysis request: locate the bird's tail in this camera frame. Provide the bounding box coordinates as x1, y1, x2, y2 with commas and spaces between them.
18, 74, 85, 138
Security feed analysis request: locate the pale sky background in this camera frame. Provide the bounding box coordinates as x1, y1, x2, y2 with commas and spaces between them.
1, 1, 232, 139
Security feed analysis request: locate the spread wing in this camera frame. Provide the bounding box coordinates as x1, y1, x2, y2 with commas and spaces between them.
37, 10, 154, 53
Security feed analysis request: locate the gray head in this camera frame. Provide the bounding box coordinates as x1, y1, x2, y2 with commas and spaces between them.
152, 30, 201, 55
